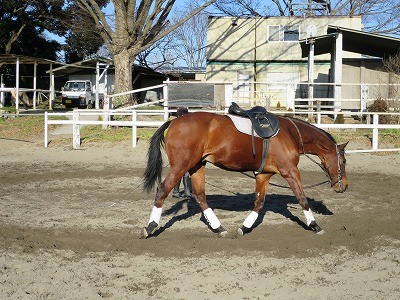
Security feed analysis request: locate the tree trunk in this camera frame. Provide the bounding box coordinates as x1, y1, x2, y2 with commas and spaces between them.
113, 49, 134, 107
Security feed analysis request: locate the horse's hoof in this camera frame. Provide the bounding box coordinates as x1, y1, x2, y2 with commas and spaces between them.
140, 227, 149, 239
140, 221, 158, 239
237, 227, 244, 236
213, 225, 228, 237
309, 221, 324, 234
237, 226, 251, 237
218, 230, 229, 238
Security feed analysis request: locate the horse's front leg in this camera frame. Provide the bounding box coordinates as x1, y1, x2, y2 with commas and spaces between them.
282, 168, 324, 234
238, 173, 272, 236
191, 163, 228, 237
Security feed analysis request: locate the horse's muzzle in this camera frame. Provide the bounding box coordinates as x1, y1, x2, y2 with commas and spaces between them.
333, 178, 348, 193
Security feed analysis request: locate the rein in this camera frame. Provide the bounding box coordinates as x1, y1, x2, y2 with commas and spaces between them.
241, 171, 328, 189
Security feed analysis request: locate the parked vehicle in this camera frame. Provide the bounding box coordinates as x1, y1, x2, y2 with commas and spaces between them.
61, 80, 94, 109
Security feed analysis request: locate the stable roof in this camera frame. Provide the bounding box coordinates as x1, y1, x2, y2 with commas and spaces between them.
0, 54, 63, 66
50, 57, 165, 78
50, 57, 113, 75
300, 25, 400, 58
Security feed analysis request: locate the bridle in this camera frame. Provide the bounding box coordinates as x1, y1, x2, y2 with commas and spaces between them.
287, 118, 345, 190
319, 145, 346, 190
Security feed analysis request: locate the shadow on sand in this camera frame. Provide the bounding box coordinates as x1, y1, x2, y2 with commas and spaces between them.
150, 193, 333, 237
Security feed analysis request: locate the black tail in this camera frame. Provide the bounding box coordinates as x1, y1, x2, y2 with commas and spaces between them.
143, 121, 171, 193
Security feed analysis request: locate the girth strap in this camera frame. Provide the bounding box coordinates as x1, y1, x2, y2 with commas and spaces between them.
255, 139, 269, 173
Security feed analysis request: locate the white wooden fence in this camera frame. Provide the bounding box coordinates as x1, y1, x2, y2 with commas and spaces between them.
44, 109, 165, 149
42, 81, 400, 152
44, 108, 400, 153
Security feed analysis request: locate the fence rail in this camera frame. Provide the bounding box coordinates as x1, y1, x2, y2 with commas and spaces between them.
44, 109, 400, 153
230, 81, 400, 112
40, 81, 400, 152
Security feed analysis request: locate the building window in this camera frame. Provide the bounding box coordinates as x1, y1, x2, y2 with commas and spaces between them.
237, 72, 252, 99
268, 25, 281, 41
268, 25, 299, 42
283, 26, 299, 41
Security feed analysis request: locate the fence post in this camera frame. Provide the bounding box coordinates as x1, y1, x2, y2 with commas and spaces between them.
1, 74, 5, 108
103, 95, 110, 129
44, 111, 48, 148
317, 111, 321, 125
372, 113, 379, 151
163, 79, 169, 121
132, 110, 137, 148
73, 109, 80, 149
225, 83, 233, 114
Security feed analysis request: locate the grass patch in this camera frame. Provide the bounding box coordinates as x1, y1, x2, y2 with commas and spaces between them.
0, 115, 68, 141
380, 128, 400, 135
0, 106, 17, 114
0, 113, 157, 144
0, 115, 45, 140
80, 126, 157, 143
330, 128, 400, 148
81, 126, 131, 143
136, 104, 165, 110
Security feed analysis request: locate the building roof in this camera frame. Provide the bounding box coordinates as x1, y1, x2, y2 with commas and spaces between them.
158, 66, 206, 74
0, 54, 63, 65
50, 57, 114, 75
300, 25, 400, 58
50, 57, 165, 78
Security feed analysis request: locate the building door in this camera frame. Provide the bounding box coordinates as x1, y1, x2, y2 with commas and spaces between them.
237, 73, 252, 102
267, 72, 299, 109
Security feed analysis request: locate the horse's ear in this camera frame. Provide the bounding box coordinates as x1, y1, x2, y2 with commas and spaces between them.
339, 141, 349, 150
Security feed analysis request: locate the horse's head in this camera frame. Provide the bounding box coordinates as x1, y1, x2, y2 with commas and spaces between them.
320, 141, 349, 193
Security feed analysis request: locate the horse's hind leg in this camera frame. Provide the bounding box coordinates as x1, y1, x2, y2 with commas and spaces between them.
191, 163, 228, 237
142, 168, 186, 238
238, 173, 272, 236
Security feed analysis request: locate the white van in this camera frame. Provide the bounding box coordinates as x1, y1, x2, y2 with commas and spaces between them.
61, 80, 94, 109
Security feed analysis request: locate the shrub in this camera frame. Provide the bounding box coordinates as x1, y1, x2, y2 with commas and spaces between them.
367, 98, 391, 124
334, 114, 345, 124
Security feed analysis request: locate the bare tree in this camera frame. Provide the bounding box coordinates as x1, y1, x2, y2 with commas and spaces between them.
383, 52, 400, 108
383, 52, 400, 76
214, 0, 400, 36
330, 0, 400, 35
136, 37, 178, 69
73, 0, 216, 104
169, 7, 208, 68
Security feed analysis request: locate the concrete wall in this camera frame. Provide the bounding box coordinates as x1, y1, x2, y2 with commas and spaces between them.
207, 16, 362, 65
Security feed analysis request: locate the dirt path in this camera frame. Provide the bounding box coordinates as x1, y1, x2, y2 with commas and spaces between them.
0, 139, 399, 299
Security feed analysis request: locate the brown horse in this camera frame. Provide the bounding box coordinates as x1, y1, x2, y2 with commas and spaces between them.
142, 111, 348, 238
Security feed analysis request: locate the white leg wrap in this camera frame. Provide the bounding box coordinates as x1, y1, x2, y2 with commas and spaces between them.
148, 206, 162, 225
243, 211, 259, 228
203, 208, 221, 230
303, 208, 315, 226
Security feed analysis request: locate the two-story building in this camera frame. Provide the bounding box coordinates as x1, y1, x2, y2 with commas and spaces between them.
206, 15, 400, 111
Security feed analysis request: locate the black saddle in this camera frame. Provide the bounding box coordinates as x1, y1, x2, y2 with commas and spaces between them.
228, 102, 279, 139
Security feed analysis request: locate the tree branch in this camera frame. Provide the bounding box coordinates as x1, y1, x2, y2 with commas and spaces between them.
75, 0, 114, 46
137, 0, 216, 52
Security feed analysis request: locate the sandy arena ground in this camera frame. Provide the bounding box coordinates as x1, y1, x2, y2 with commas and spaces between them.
0, 132, 399, 299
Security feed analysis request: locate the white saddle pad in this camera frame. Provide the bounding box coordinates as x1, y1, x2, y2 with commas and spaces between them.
227, 114, 261, 138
